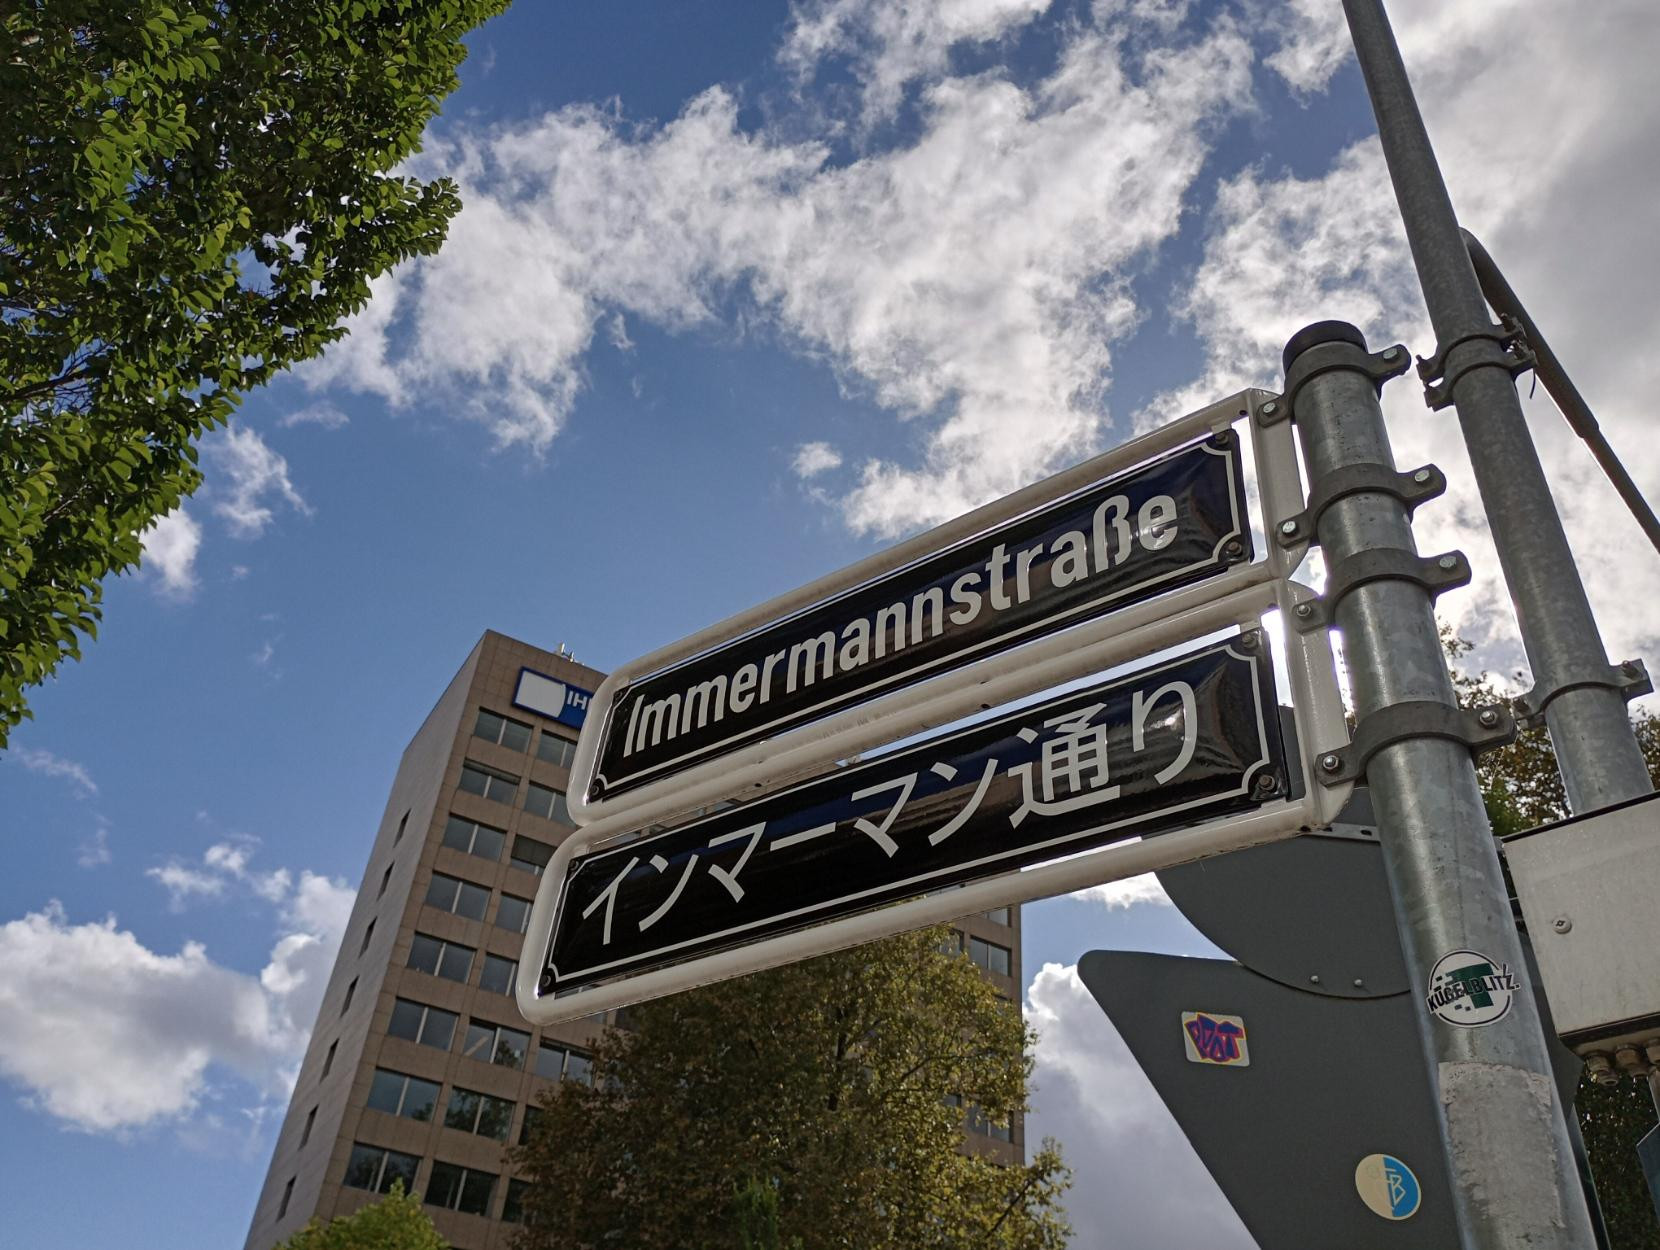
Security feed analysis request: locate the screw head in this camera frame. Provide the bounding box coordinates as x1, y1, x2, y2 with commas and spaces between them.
1352, 978, 1365, 988
1309, 974, 1322, 985
1412, 468, 1432, 484
1381, 346, 1401, 361
538, 973, 555, 994
1253, 772, 1278, 794
1552, 916, 1573, 934
1260, 400, 1278, 416
1478, 707, 1501, 728
1437, 554, 1459, 571
1223, 539, 1245, 559
1294, 602, 1314, 619
1319, 752, 1341, 773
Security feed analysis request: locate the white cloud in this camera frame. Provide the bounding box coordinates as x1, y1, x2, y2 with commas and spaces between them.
278, 403, 350, 430
1027, 962, 1252, 1247
0, 893, 354, 1134
147, 862, 228, 910
1072, 871, 1172, 910
76, 823, 112, 870
307, 10, 1252, 534
151, 839, 310, 914
8, 746, 97, 797
204, 423, 311, 539
792, 440, 844, 478
780, 0, 1054, 127
140, 507, 202, 597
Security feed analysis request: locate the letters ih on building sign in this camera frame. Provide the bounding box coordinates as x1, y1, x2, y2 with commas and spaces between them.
587, 434, 1250, 802
540, 636, 1284, 997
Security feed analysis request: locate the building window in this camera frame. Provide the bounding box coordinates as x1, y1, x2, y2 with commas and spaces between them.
377, 863, 394, 899
278, 1177, 295, 1219
444, 1086, 515, 1142
495, 894, 533, 935
479, 954, 518, 996
524, 782, 570, 825
408, 933, 475, 984
967, 936, 1011, 976
462, 1019, 530, 1070
510, 835, 554, 876
344, 1143, 420, 1195
982, 906, 1011, 926
534, 1043, 593, 1085
367, 1069, 442, 1122
341, 978, 357, 1014
321, 1039, 338, 1077
518, 1105, 544, 1146
536, 732, 576, 769
360, 920, 376, 957
966, 1104, 1014, 1142
458, 762, 519, 805
425, 872, 490, 921
502, 1177, 535, 1224
300, 1105, 317, 1147
388, 999, 459, 1051
394, 810, 409, 845
442, 815, 506, 862
474, 708, 533, 753
426, 1160, 497, 1217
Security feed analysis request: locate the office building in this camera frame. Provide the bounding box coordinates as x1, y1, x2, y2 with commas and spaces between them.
244, 631, 1023, 1250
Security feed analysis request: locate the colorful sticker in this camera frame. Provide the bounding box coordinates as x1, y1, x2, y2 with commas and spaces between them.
1181, 1010, 1249, 1066
1355, 1153, 1421, 1220
1425, 949, 1517, 1028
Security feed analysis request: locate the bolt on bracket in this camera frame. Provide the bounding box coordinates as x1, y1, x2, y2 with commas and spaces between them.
1416, 314, 1536, 410
1315, 699, 1517, 786
1513, 657, 1654, 730
1275, 461, 1447, 549
1256, 342, 1411, 428
1291, 548, 1471, 633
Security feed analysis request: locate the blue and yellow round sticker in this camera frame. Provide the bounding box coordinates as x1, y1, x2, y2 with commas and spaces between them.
1355, 1153, 1421, 1220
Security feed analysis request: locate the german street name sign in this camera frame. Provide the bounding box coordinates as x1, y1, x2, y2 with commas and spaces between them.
588, 433, 1251, 803
539, 634, 1283, 998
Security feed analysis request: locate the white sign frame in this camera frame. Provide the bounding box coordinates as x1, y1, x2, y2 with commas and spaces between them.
518, 391, 1353, 1025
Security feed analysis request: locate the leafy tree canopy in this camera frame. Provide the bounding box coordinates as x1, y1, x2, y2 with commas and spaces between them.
512, 925, 1072, 1250
275, 1181, 448, 1250
1448, 633, 1660, 1246
0, 0, 505, 744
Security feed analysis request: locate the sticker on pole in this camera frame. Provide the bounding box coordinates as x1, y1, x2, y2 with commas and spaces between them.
1424, 949, 1517, 1027
1181, 1011, 1249, 1066
1354, 1153, 1421, 1220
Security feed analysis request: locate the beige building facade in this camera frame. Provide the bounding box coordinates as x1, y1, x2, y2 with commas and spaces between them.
243, 630, 1023, 1250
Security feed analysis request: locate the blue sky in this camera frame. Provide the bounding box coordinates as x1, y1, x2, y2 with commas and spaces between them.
5, 1, 1660, 1246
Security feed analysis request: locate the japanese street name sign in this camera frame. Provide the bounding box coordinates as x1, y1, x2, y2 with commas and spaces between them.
540, 635, 1283, 998
588, 434, 1250, 803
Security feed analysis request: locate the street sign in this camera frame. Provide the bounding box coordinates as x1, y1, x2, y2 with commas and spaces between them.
587, 434, 1250, 805
566, 391, 1302, 831
523, 634, 1287, 1018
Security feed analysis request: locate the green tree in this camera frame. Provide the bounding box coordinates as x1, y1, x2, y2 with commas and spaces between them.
0, 0, 505, 745
511, 925, 1072, 1250
275, 1181, 448, 1250
1448, 633, 1660, 1246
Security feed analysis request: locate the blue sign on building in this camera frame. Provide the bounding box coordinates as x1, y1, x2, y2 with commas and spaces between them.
514, 667, 593, 731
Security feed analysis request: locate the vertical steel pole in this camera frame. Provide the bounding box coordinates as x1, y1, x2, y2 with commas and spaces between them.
1341, 0, 1652, 815
1284, 322, 1595, 1248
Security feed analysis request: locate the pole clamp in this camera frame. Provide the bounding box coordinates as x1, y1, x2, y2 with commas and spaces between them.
1257, 342, 1412, 428
1291, 548, 1471, 633
1315, 700, 1517, 786
1416, 314, 1536, 410
1274, 461, 1447, 549
1513, 658, 1653, 730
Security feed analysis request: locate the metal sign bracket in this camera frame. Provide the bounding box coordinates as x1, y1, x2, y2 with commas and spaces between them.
1514, 657, 1654, 730
1290, 547, 1470, 633
1416, 313, 1537, 410
1315, 699, 1516, 786
1256, 340, 1411, 427
1274, 461, 1446, 549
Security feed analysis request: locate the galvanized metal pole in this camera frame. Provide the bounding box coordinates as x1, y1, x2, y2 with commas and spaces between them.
1342, 0, 1652, 815
1283, 321, 1596, 1248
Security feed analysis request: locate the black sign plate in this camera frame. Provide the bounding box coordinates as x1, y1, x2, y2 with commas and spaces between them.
543, 636, 1283, 996
591, 434, 1250, 800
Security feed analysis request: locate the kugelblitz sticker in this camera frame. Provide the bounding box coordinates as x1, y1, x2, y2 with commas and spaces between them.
1181, 1010, 1249, 1066
1425, 949, 1517, 1027
1355, 1153, 1421, 1220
